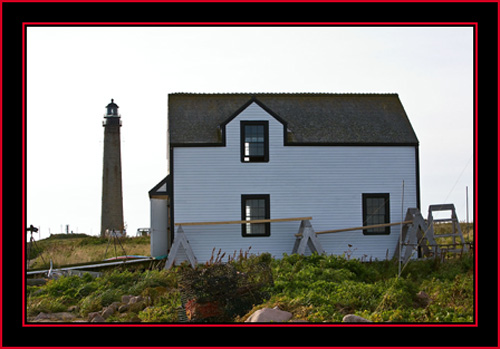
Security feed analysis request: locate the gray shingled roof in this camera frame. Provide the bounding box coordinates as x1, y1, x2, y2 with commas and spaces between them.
168, 93, 418, 145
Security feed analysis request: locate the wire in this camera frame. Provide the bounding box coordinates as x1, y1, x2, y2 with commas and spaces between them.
443, 155, 472, 204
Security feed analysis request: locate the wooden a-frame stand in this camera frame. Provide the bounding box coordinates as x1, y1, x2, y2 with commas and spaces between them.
292, 219, 325, 255
165, 225, 198, 269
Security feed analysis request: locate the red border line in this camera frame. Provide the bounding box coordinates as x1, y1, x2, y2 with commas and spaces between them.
5, 0, 500, 3
22, 21, 479, 25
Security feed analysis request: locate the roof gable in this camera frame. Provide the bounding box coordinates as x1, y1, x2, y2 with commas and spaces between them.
220, 97, 288, 129
168, 93, 419, 146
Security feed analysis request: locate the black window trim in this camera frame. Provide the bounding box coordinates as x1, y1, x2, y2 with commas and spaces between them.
362, 193, 391, 235
241, 194, 271, 237
240, 120, 269, 163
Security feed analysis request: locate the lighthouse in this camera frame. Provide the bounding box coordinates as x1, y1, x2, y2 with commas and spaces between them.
100, 99, 124, 237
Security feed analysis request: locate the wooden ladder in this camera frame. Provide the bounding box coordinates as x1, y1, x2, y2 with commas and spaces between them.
427, 204, 468, 255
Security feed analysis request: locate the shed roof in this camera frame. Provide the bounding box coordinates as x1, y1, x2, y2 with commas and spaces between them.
149, 175, 170, 198
168, 93, 418, 146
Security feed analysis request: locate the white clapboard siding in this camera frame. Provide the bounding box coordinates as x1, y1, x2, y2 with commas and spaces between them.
173, 102, 417, 262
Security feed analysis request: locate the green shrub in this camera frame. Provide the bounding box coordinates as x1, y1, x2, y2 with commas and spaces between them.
26, 251, 474, 323
178, 253, 273, 322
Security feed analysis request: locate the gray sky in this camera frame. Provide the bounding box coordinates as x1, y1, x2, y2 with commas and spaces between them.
26, 26, 474, 240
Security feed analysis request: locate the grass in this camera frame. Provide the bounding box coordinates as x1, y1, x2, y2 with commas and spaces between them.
27, 234, 151, 270
433, 222, 474, 244
246, 252, 474, 323
26, 225, 474, 323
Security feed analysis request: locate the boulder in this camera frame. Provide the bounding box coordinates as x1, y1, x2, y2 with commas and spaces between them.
88, 312, 101, 322
129, 296, 143, 304
245, 307, 292, 323
108, 301, 122, 311
34, 312, 76, 322
118, 304, 129, 313
90, 314, 105, 323
34, 312, 50, 321
342, 314, 372, 323
101, 306, 115, 319
121, 295, 133, 304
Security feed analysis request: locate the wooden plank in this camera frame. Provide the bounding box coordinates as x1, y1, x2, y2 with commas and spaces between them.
428, 204, 455, 211
297, 220, 413, 236
175, 217, 312, 226
433, 233, 461, 238
433, 218, 458, 223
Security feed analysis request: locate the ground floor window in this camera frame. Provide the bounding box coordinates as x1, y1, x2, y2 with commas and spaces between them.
362, 193, 390, 235
241, 194, 270, 237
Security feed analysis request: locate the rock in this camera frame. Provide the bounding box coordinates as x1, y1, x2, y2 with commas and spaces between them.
88, 312, 101, 321
53, 312, 76, 321
101, 306, 115, 319
118, 304, 129, 313
342, 314, 372, 323
121, 295, 133, 304
108, 301, 122, 311
416, 291, 432, 307
91, 314, 105, 323
34, 312, 76, 322
34, 312, 49, 321
245, 307, 292, 323
129, 296, 143, 304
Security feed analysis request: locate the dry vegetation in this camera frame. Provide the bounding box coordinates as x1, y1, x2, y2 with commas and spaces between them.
27, 234, 151, 270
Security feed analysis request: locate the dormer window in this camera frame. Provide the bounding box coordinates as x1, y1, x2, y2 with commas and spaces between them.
241, 121, 269, 163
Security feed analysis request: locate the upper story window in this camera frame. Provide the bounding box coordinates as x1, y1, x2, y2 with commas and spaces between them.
362, 193, 390, 235
241, 121, 269, 163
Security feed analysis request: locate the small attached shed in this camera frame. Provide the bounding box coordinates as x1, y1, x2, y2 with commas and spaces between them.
148, 175, 171, 258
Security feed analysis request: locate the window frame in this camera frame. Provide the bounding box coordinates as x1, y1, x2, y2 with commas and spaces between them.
362, 193, 391, 235
241, 194, 271, 237
240, 121, 269, 163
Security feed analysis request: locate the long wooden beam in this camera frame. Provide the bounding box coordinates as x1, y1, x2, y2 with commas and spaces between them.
296, 220, 413, 237
175, 217, 312, 226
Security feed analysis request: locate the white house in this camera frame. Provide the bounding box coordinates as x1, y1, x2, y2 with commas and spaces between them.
149, 93, 420, 262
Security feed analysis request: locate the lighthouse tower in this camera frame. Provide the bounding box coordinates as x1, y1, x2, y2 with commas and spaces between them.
100, 99, 124, 237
